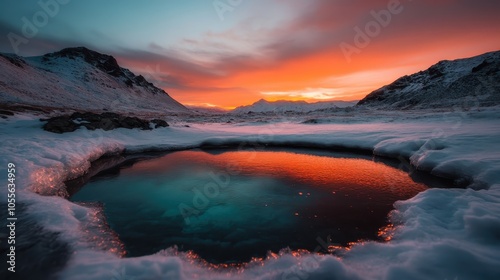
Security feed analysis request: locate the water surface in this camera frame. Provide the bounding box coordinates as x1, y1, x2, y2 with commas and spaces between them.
71, 149, 431, 263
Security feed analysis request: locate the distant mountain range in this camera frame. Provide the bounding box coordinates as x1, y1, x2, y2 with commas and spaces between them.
186, 105, 229, 114
231, 99, 357, 114
357, 50, 500, 109
1, 47, 498, 115
0, 47, 189, 113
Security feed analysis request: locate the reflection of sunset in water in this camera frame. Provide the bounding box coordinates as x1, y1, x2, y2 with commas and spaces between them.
130, 149, 427, 198
72, 149, 431, 263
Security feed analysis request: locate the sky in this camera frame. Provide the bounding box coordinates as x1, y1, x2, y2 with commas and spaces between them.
1, 0, 500, 109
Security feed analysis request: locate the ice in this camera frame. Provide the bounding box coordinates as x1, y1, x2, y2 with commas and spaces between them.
1, 108, 500, 279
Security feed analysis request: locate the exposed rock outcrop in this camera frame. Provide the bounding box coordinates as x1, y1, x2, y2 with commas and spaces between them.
42, 112, 169, 134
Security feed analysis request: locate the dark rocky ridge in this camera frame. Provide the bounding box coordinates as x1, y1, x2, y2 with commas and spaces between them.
0, 53, 26, 68
42, 112, 169, 133
41, 47, 166, 95
0, 109, 15, 118
357, 50, 500, 109
43, 47, 123, 77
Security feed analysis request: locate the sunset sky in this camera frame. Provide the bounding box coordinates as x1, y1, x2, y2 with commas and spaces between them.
1, 0, 500, 108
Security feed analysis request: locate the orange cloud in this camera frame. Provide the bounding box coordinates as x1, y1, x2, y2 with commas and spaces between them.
116, 0, 500, 108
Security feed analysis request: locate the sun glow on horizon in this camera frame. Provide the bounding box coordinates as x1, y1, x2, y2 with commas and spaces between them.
4, 1, 498, 108
261, 88, 346, 100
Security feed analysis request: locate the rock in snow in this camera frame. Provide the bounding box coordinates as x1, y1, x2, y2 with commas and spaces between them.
42, 112, 169, 133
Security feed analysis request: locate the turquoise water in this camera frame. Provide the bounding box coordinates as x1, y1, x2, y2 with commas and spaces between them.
70, 149, 430, 263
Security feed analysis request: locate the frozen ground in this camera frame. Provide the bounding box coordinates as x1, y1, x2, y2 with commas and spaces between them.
1, 108, 500, 279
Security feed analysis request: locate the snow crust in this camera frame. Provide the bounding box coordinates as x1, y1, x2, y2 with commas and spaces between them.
1, 109, 500, 279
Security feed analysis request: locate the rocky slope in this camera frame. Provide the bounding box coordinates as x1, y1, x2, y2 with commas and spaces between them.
0, 47, 189, 114
357, 50, 500, 109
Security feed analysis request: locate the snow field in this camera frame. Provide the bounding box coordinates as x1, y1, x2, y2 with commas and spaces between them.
0, 110, 499, 279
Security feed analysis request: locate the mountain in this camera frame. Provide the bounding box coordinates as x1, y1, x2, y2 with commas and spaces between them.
0, 47, 189, 114
186, 105, 229, 114
357, 51, 500, 109
231, 99, 357, 114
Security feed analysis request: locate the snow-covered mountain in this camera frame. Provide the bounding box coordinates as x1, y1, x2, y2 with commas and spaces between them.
186, 105, 229, 114
0, 47, 189, 114
357, 50, 500, 109
231, 99, 357, 114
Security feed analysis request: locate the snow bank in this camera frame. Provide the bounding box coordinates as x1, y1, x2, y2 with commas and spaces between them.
1, 110, 499, 279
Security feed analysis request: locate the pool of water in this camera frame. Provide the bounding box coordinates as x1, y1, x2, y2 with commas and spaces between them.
70, 148, 436, 263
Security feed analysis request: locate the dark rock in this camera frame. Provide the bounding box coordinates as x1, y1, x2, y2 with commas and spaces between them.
0, 109, 15, 116
102, 118, 120, 130
357, 89, 386, 105
43, 116, 79, 133
100, 112, 120, 119
487, 65, 500, 76
118, 117, 150, 130
44, 47, 123, 77
125, 79, 134, 88
303, 119, 319, 124
83, 118, 117, 131
472, 60, 490, 73
71, 112, 102, 122
0, 53, 25, 68
428, 65, 444, 79
42, 112, 166, 133
151, 119, 169, 128
134, 75, 154, 87
80, 123, 96, 130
